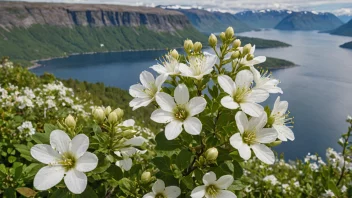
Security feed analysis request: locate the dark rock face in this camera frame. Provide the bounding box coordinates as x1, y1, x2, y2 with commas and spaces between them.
275, 12, 343, 31
0, 2, 191, 32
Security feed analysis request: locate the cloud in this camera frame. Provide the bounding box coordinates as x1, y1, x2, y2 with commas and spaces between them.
4, 0, 352, 15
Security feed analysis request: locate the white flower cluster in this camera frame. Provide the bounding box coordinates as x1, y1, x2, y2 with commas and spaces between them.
0, 61, 14, 69
17, 121, 36, 136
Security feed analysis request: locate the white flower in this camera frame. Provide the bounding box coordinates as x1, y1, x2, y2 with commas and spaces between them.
236, 45, 266, 66
129, 71, 168, 110
218, 71, 268, 117
179, 53, 217, 80
151, 53, 185, 75
263, 175, 279, 185
324, 189, 335, 197
30, 130, 98, 194
341, 185, 347, 193
251, 67, 282, 94
270, 96, 294, 141
114, 147, 146, 171
191, 171, 236, 198
151, 84, 206, 140
143, 179, 181, 198
17, 121, 36, 136
230, 111, 277, 164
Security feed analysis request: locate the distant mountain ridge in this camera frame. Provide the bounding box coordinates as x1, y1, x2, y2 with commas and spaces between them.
234, 10, 291, 28
275, 11, 343, 31
330, 19, 352, 37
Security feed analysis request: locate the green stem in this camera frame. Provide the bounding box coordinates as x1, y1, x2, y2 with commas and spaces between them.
336, 123, 352, 186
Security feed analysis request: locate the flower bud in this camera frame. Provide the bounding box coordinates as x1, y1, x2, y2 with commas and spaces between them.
205, 147, 218, 161
225, 27, 234, 39
141, 171, 152, 183
193, 42, 202, 53
108, 112, 118, 124
243, 44, 252, 56
104, 106, 112, 116
246, 54, 254, 61
231, 51, 240, 59
93, 107, 105, 122
233, 39, 241, 49
219, 32, 226, 41
208, 34, 217, 47
268, 140, 282, 147
65, 114, 76, 128
170, 49, 179, 59
184, 39, 193, 52
114, 108, 124, 119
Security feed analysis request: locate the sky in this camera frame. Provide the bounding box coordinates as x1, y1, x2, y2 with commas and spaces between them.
3, 0, 352, 16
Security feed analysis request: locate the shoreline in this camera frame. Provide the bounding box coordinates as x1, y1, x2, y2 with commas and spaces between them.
27, 47, 184, 70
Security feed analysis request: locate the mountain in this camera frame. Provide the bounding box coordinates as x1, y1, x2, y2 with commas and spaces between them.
0, 2, 207, 65
338, 15, 352, 23
330, 19, 352, 37
340, 41, 352, 49
275, 11, 343, 31
234, 10, 290, 28
160, 7, 254, 33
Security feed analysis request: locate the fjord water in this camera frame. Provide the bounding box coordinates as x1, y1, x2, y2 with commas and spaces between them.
32, 30, 352, 160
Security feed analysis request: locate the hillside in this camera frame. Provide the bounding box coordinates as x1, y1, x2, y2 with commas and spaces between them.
275, 11, 343, 31
330, 19, 352, 37
168, 8, 254, 33
340, 41, 352, 49
234, 10, 290, 28
338, 15, 352, 23
237, 36, 291, 48
0, 2, 207, 65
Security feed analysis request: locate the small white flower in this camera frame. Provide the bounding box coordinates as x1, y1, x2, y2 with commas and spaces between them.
341, 185, 347, 193
236, 45, 266, 66
218, 71, 268, 117
114, 147, 146, 171
324, 189, 335, 197
251, 67, 282, 94
30, 130, 98, 194
129, 71, 168, 110
294, 181, 300, 188
270, 96, 295, 141
191, 171, 236, 198
263, 175, 279, 185
230, 111, 277, 164
151, 53, 185, 76
143, 179, 181, 198
179, 53, 217, 80
151, 84, 206, 140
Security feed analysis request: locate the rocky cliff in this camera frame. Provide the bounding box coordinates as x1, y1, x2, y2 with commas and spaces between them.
0, 1, 191, 32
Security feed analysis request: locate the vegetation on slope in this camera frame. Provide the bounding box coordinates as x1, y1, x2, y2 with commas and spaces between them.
237, 36, 291, 48
0, 25, 207, 66
258, 57, 295, 69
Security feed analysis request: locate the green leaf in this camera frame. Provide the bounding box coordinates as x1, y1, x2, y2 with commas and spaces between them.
118, 178, 135, 196
176, 149, 194, 170
4, 188, 16, 198
328, 181, 340, 197
8, 156, 17, 163
14, 165, 23, 180
31, 133, 50, 144
181, 174, 194, 190
76, 186, 98, 198
0, 164, 7, 175
107, 165, 123, 181
155, 132, 181, 151
44, 123, 57, 134
227, 180, 247, 191
50, 189, 70, 198
92, 154, 111, 174
14, 144, 33, 162
152, 156, 171, 174
92, 124, 102, 133
16, 187, 37, 198
232, 161, 243, 179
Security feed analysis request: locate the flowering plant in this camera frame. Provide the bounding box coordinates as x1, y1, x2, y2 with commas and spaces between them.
0, 27, 351, 198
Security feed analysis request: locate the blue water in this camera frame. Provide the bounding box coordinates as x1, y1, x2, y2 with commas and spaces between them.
32, 30, 352, 160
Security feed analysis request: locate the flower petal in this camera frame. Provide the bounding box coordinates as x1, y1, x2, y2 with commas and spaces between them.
76, 152, 98, 172
238, 143, 251, 160
34, 166, 65, 191
174, 84, 189, 105
203, 171, 217, 185
248, 112, 267, 132
140, 71, 155, 90
152, 179, 165, 194
190, 185, 206, 198
205, 54, 217, 69
184, 117, 202, 135
235, 70, 253, 89
252, 56, 266, 65
155, 74, 168, 88
188, 97, 207, 116
221, 96, 239, 110
64, 169, 87, 194
115, 158, 133, 171
143, 192, 156, 198
50, 129, 71, 154
165, 186, 181, 198
70, 134, 89, 158
150, 64, 167, 74
179, 63, 194, 77
215, 175, 234, 189
165, 120, 183, 140
217, 190, 237, 198
156, 92, 176, 112
240, 102, 264, 117
229, 133, 244, 149
251, 143, 275, 164
218, 75, 236, 95
256, 128, 278, 143
31, 144, 61, 164
274, 125, 295, 141
247, 89, 269, 103
129, 84, 149, 98
122, 119, 135, 127
272, 96, 288, 115
235, 111, 248, 134
124, 136, 147, 146
151, 109, 174, 123
129, 97, 153, 110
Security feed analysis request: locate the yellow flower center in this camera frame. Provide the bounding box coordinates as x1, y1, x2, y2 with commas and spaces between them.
242, 130, 256, 145
58, 152, 76, 171
234, 87, 250, 103
155, 193, 166, 198
174, 106, 189, 121
144, 84, 158, 97
206, 184, 219, 196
